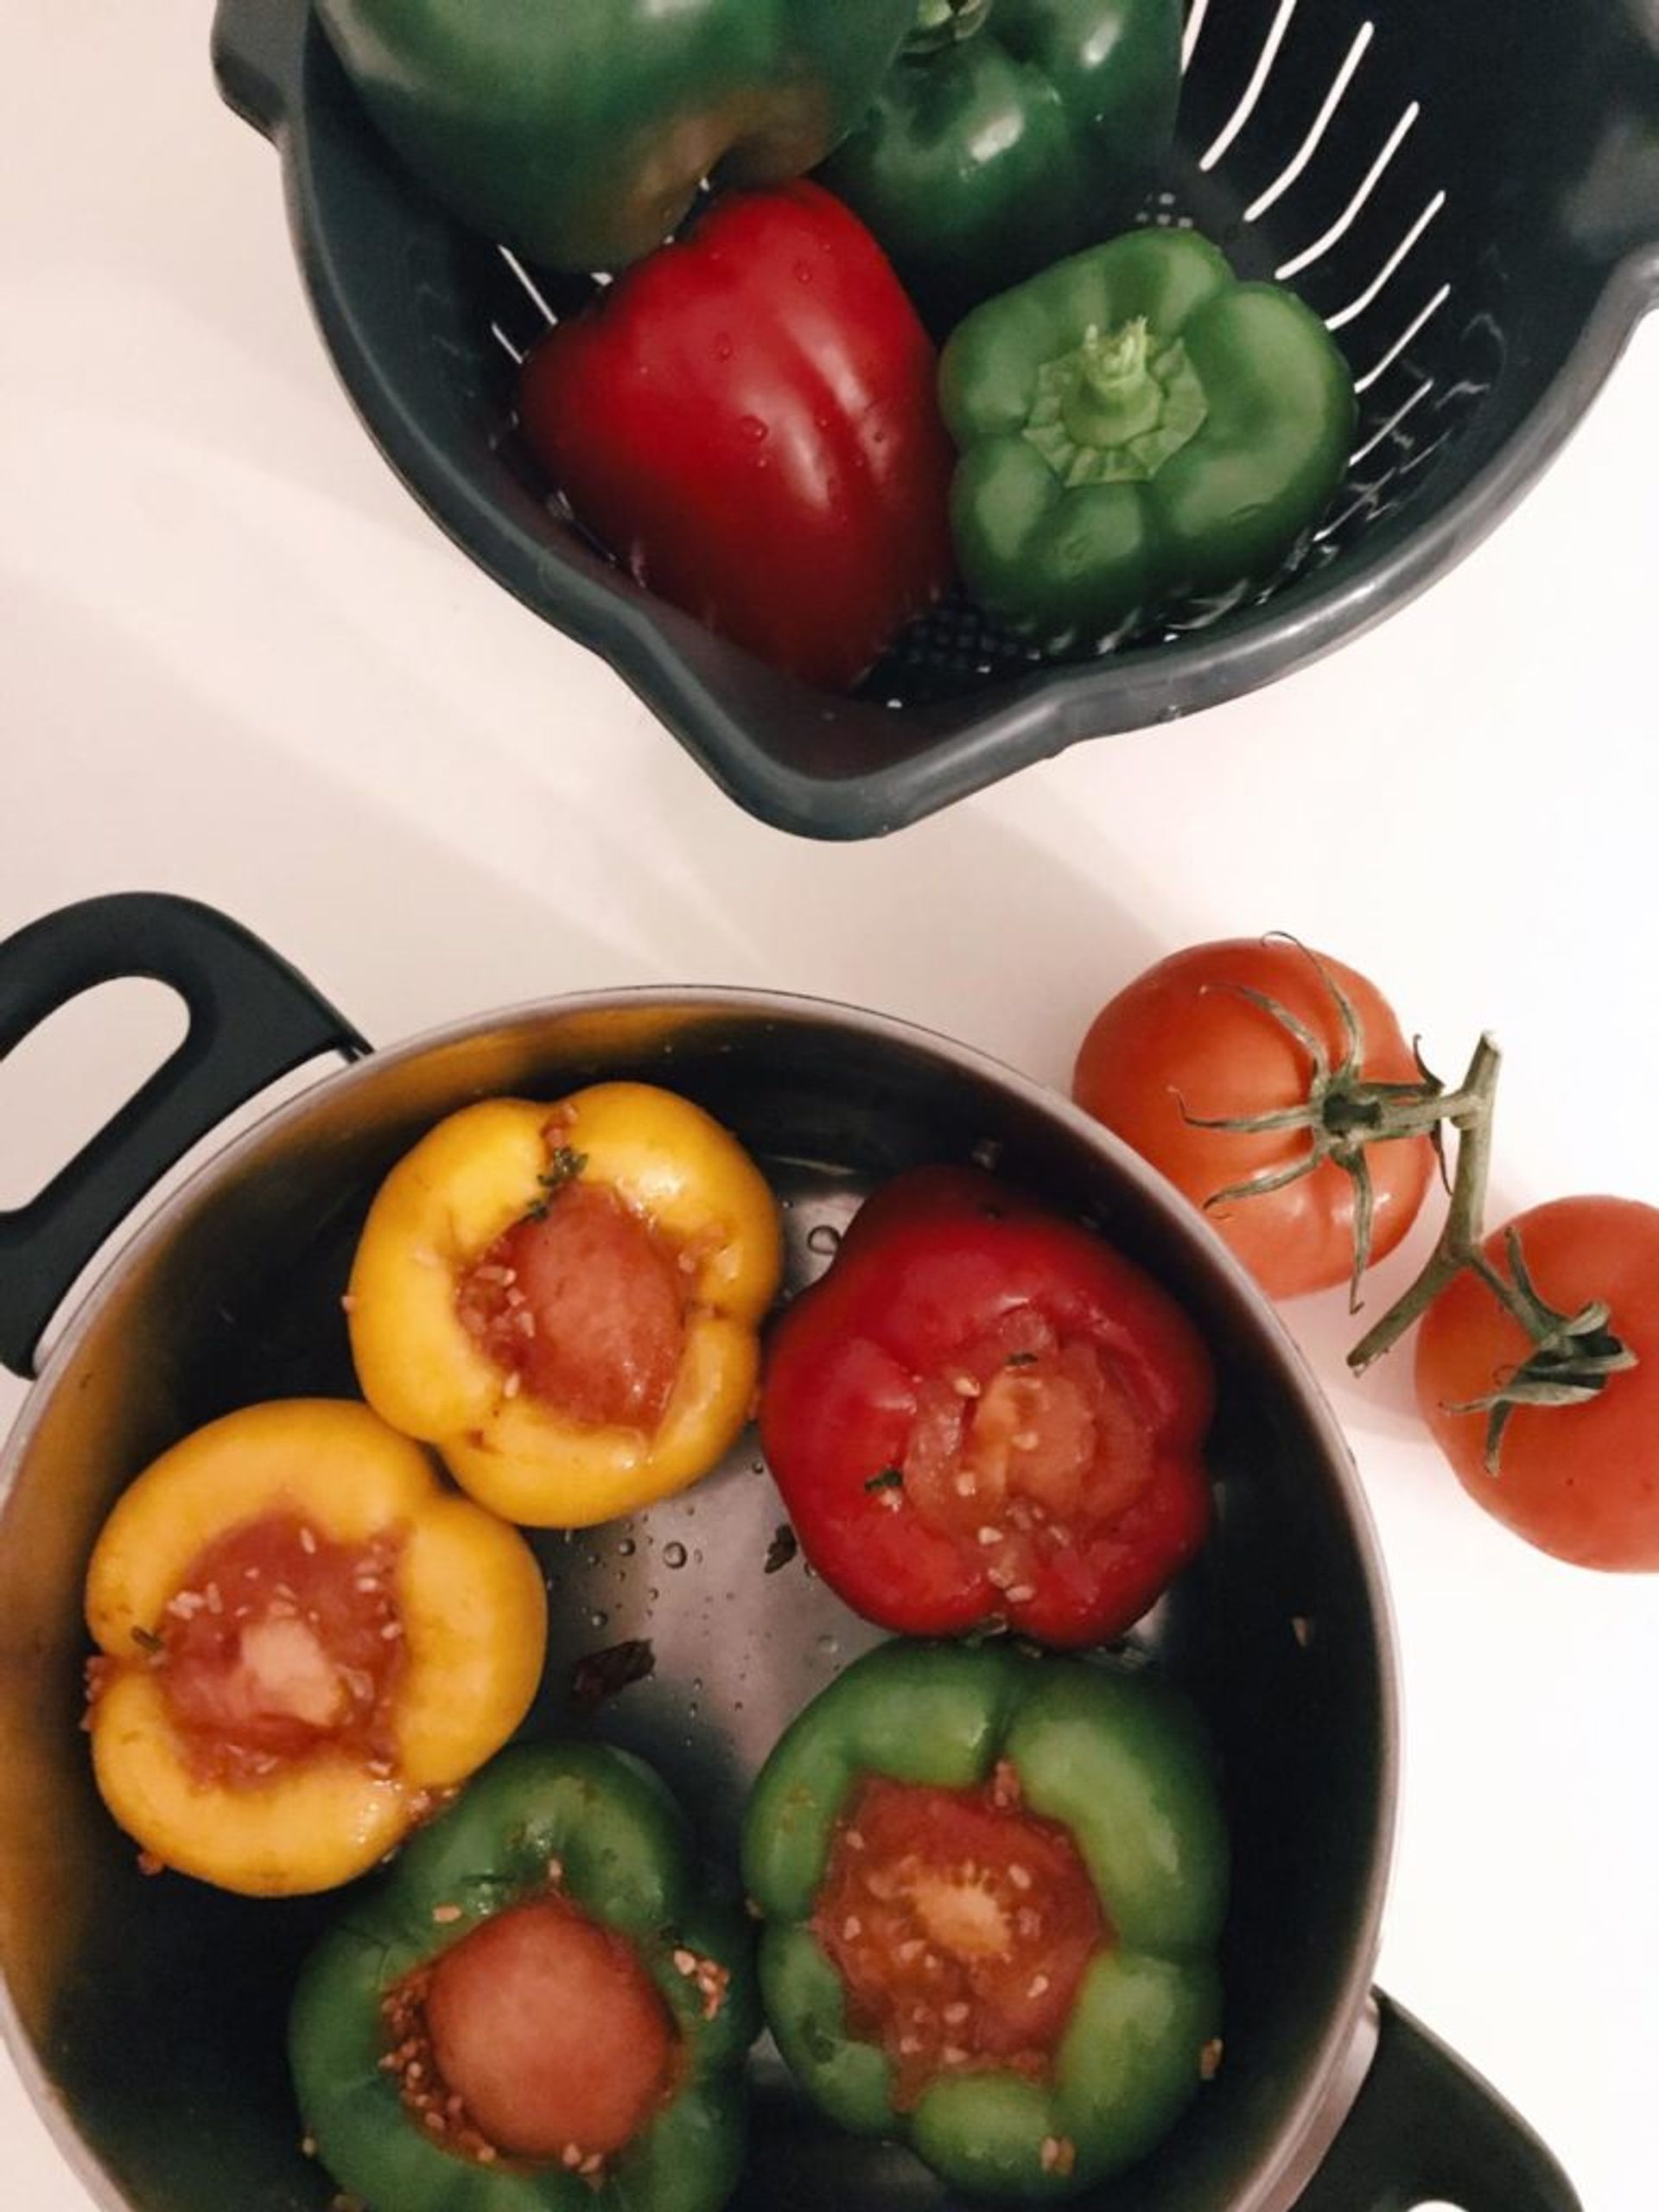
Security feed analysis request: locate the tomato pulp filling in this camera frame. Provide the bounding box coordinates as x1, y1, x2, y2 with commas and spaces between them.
812, 1765, 1109, 2110
456, 1166, 688, 1432
897, 1308, 1154, 1594
386, 1895, 677, 2168
130, 1510, 407, 1786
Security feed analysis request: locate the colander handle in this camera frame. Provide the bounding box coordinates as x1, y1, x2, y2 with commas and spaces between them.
211, 0, 309, 140
1296, 1992, 1580, 2212
0, 893, 366, 1379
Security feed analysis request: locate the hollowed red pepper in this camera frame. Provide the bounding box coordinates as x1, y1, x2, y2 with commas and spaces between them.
758, 1167, 1214, 1647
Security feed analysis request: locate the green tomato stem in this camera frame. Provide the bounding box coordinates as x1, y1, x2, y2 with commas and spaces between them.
1346, 1034, 1503, 1371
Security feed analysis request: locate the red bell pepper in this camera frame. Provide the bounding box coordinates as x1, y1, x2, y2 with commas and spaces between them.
517, 181, 956, 690
759, 1166, 1215, 1647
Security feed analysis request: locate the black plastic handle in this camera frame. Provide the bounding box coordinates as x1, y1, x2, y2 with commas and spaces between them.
0, 893, 366, 1379
1297, 1991, 1581, 2212
211, 0, 310, 142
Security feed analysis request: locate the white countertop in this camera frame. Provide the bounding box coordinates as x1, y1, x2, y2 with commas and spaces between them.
3, 5, 1657, 2209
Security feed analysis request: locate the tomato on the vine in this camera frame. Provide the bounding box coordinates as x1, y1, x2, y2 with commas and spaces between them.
1071, 938, 1440, 1302
1414, 1196, 1659, 1570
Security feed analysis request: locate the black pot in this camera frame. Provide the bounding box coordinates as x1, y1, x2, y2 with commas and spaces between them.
0, 894, 1580, 2212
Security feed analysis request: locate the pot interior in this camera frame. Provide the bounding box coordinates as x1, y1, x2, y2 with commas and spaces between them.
0, 997, 1392, 2212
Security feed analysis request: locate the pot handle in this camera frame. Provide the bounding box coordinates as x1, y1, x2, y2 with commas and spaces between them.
1295, 1992, 1581, 2212
0, 893, 366, 1379
211, 0, 310, 143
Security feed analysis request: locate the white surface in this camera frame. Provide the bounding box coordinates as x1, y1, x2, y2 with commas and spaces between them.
3, 5, 1657, 2209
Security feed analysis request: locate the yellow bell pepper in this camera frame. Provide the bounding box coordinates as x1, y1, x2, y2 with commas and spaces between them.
83, 1398, 547, 1897
346, 1082, 783, 1527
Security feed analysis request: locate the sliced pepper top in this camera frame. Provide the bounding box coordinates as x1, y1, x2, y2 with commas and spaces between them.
82, 1399, 547, 1897
759, 1165, 1215, 1650
743, 1639, 1228, 2200
348, 1083, 783, 1528
291, 1742, 759, 2212
812, 1764, 1109, 2110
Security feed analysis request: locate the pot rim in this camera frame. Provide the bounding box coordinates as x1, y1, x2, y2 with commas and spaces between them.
0, 980, 1402, 2212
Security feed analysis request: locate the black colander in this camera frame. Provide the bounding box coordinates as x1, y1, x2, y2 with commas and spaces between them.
213, 0, 1659, 838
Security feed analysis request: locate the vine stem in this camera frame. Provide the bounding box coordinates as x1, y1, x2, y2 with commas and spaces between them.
1346, 1033, 1503, 1373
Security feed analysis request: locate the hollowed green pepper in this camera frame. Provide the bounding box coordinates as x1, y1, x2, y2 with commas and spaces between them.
289, 1743, 758, 2212
312, 0, 920, 270
820, 0, 1183, 328
741, 1640, 1228, 2200
940, 228, 1357, 654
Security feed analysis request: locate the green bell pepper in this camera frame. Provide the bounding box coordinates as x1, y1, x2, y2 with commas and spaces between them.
820, 0, 1183, 327
940, 228, 1357, 654
741, 1640, 1227, 2200
312, 0, 920, 271
289, 1742, 758, 2212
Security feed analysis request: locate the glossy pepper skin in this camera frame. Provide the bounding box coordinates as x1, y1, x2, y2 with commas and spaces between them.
742, 1640, 1227, 2199
348, 1084, 782, 1529
311, 0, 918, 272
83, 1400, 547, 1897
820, 0, 1183, 329
758, 1165, 1214, 1647
941, 229, 1357, 654
291, 1743, 759, 2212
518, 182, 957, 690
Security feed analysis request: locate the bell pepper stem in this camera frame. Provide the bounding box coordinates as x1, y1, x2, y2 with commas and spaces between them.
1061, 320, 1166, 448
907, 0, 993, 53
1346, 1035, 1503, 1372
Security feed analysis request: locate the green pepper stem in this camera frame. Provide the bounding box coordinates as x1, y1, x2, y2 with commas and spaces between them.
906, 0, 993, 54
1061, 320, 1166, 450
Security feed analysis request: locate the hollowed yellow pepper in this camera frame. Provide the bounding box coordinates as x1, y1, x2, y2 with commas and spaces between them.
346, 1083, 783, 1528
83, 1397, 548, 1897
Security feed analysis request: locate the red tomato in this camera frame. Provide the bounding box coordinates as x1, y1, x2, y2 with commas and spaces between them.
1071, 938, 1437, 1300
1414, 1197, 1659, 1569
424, 1897, 674, 2159
759, 1166, 1213, 1647
812, 1767, 1105, 2110
156, 1512, 404, 1784
517, 181, 955, 690
457, 1180, 686, 1429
